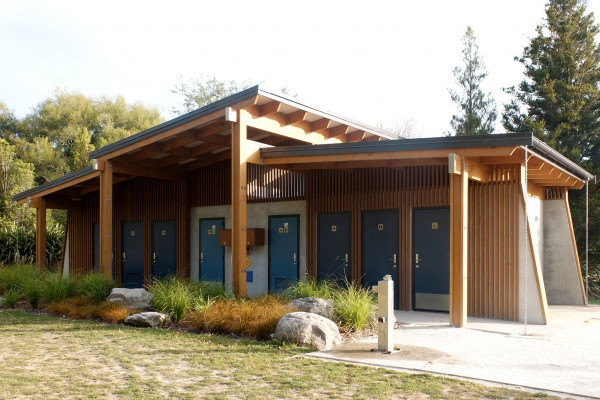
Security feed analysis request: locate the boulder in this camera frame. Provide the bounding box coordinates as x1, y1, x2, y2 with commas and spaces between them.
274, 312, 341, 350
124, 312, 169, 328
289, 297, 333, 318
0, 296, 4, 307
107, 288, 153, 310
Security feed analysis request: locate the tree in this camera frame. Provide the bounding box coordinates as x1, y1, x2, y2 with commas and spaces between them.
376, 119, 418, 139
503, 0, 600, 279
0, 138, 34, 224
172, 75, 252, 114
448, 26, 497, 136
0, 102, 20, 142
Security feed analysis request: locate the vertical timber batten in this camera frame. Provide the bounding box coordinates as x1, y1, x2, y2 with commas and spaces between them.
231, 109, 248, 296
99, 160, 114, 280
35, 197, 47, 270
449, 154, 468, 327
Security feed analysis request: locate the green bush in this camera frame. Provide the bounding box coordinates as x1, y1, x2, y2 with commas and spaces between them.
283, 278, 337, 300
196, 281, 228, 300
79, 273, 114, 303
0, 224, 64, 268
150, 277, 192, 323
332, 281, 376, 331
0, 263, 42, 294
23, 279, 43, 308
2, 287, 21, 308
42, 272, 75, 303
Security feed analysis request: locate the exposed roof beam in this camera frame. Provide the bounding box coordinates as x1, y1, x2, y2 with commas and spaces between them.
111, 161, 182, 181
260, 101, 282, 116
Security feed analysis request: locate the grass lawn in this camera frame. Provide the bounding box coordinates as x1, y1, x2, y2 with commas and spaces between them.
0, 310, 560, 400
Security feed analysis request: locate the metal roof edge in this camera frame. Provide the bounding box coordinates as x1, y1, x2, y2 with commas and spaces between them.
530, 137, 596, 183
89, 86, 261, 159
12, 166, 96, 201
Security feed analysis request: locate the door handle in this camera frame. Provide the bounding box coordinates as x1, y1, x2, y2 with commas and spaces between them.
415, 253, 421, 263
290, 253, 297, 262
200, 252, 204, 262
122, 252, 126, 262
390, 253, 397, 268
153, 252, 156, 262
344, 253, 349, 264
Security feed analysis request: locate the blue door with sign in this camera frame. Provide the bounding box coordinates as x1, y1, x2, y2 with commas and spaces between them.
317, 212, 351, 285
200, 218, 224, 283
269, 215, 299, 292
362, 209, 399, 308
122, 221, 144, 288
413, 208, 450, 312
152, 220, 176, 280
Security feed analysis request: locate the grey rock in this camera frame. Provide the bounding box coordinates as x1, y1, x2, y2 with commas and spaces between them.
124, 312, 169, 327
289, 297, 334, 318
274, 312, 341, 350
107, 288, 153, 310
0, 296, 4, 307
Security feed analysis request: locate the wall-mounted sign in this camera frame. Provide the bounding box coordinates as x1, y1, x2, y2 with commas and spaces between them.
378, 224, 384, 231
432, 222, 438, 230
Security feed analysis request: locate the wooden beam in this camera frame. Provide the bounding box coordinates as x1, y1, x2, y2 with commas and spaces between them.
111, 161, 182, 181
231, 109, 248, 297
287, 110, 307, 125
449, 154, 468, 327
35, 197, 47, 271
245, 112, 327, 145
347, 130, 366, 142
464, 158, 490, 184
183, 151, 231, 172
311, 118, 332, 133
260, 101, 282, 116
99, 161, 114, 280
18, 171, 101, 205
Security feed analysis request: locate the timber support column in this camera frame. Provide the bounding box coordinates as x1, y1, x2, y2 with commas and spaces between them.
449, 154, 468, 327
34, 197, 47, 270
98, 159, 114, 280
230, 108, 248, 297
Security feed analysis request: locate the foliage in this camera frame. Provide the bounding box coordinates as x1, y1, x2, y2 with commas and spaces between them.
149, 277, 192, 322
189, 296, 292, 340
23, 279, 42, 308
0, 223, 64, 268
46, 297, 134, 323
0, 263, 42, 294
284, 277, 337, 300
41, 272, 75, 303
172, 74, 252, 114
0, 102, 20, 142
78, 273, 114, 304
14, 136, 67, 186
503, 0, 600, 267
2, 287, 21, 307
332, 281, 376, 331
448, 26, 497, 136
587, 265, 600, 299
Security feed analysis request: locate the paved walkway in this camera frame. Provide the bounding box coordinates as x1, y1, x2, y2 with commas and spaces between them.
309, 305, 600, 399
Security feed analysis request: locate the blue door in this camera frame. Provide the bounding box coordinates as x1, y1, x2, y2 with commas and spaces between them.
317, 212, 351, 285
122, 221, 144, 288
362, 209, 399, 308
413, 208, 450, 312
93, 222, 115, 278
152, 220, 176, 280
200, 218, 225, 283
269, 215, 299, 293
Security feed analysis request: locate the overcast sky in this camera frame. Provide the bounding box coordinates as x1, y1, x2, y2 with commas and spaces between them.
2, 0, 600, 138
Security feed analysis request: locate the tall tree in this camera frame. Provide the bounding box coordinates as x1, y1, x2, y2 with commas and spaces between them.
172, 75, 252, 114
503, 0, 600, 276
448, 26, 497, 136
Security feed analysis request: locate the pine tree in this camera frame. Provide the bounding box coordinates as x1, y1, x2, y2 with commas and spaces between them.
448, 26, 497, 136
503, 0, 600, 285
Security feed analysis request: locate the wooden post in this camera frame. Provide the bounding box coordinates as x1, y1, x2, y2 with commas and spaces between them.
35, 197, 47, 270
99, 160, 113, 280
231, 109, 248, 297
449, 154, 468, 327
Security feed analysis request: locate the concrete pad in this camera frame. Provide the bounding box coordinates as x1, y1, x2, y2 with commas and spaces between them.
309, 305, 600, 399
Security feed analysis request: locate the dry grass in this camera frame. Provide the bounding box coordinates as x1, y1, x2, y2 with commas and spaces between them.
188, 295, 294, 340
45, 297, 135, 323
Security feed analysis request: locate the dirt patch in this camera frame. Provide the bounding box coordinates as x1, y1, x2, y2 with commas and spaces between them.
320, 341, 450, 363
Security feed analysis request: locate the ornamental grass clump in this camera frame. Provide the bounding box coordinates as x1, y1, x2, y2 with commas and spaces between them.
332, 281, 376, 331
46, 297, 134, 323
0, 263, 42, 295
41, 272, 76, 303
150, 277, 192, 323
284, 277, 336, 300
23, 280, 43, 308
78, 273, 114, 303
189, 296, 292, 340
2, 287, 21, 308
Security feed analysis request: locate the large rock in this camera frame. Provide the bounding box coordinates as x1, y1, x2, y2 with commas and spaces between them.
289, 297, 333, 318
107, 288, 153, 310
124, 312, 169, 328
274, 312, 341, 350
0, 297, 4, 307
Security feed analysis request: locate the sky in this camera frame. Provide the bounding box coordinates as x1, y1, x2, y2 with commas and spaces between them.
1, 0, 600, 138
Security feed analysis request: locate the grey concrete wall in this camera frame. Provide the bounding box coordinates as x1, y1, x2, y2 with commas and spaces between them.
190, 201, 307, 296
542, 199, 585, 305
62, 231, 70, 278
518, 195, 545, 324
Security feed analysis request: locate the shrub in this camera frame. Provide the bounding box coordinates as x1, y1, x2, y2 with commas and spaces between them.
41, 272, 75, 303
332, 281, 376, 331
284, 278, 336, 300
0, 224, 63, 268
189, 296, 292, 340
0, 264, 42, 294
197, 281, 228, 300
2, 287, 21, 307
45, 297, 133, 323
79, 273, 114, 303
97, 304, 132, 324
150, 277, 192, 323
23, 280, 43, 308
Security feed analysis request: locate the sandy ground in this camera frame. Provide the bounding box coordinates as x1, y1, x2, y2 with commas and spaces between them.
309, 305, 600, 399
